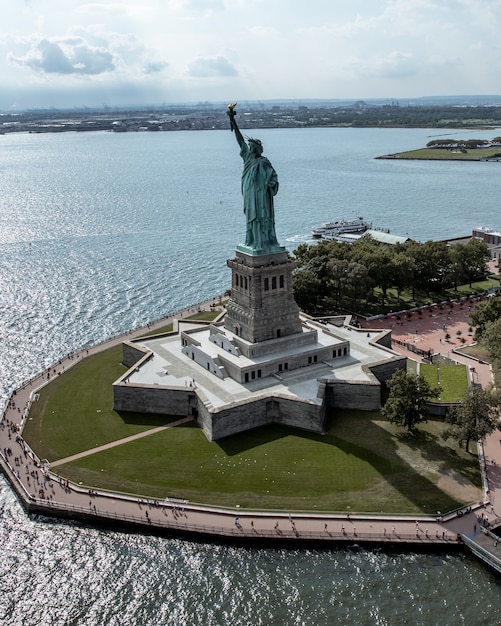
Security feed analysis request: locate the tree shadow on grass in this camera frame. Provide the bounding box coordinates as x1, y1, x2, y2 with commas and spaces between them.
394, 421, 481, 486
216, 413, 478, 513
329, 418, 478, 512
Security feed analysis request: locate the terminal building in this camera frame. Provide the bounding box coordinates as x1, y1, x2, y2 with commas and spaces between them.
472, 226, 501, 262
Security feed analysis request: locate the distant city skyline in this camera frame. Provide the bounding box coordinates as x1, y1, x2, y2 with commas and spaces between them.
2, 1, 501, 111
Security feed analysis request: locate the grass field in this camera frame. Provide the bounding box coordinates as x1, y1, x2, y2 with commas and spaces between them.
23, 342, 481, 514
137, 309, 223, 338
51, 412, 481, 513
419, 363, 469, 402
23, 346, 155, 461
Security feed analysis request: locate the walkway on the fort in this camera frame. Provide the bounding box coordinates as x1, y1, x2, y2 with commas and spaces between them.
0, 291, 500, 550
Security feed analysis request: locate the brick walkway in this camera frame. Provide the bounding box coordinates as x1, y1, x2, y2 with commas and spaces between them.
362, 295, 493, 388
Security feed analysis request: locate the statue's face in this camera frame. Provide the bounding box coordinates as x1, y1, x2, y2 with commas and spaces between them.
249, 142, 263, 156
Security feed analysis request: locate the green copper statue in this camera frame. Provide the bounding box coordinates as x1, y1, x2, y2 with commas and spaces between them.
227, 103, 281, 252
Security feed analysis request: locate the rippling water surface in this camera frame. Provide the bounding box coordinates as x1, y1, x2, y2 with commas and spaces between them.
2, 479, 500, 626
1, 127, 501, 624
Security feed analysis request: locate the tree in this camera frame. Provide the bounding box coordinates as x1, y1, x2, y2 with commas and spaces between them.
381, 370, 437, 432
449, 239, 490, 288
292, 269, 322, 312
470, 297, 501, 340
461, 238, 490, 286
447, 244, 467, 290
443, 387, 500, 453
344, 261, 371, 306
405, 240, 451, 294
303, 253, 332, 292
360, 246, 393, 306
482, 317, 501, 364
391, 252, 414, 299
327, 257, 351, 308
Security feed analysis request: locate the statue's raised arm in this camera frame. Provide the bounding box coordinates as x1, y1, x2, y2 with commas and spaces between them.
227, 103, 245, 149
227, 103, 281, 253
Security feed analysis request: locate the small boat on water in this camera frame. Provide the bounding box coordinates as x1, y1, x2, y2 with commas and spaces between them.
311, 216, 371, 240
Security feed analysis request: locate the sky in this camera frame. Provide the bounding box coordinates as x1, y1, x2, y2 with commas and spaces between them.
1, 0, 501, 110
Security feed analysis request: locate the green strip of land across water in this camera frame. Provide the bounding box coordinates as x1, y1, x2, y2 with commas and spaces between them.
378, 147, 501, 160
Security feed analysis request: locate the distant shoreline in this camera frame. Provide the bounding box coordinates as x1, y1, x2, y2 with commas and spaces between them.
377, 148, 501, 162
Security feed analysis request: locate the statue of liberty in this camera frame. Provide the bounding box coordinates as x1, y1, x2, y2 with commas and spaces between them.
227, 103, 281, 252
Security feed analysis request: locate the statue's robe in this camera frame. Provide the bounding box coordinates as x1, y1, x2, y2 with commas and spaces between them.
240, 143, 280, 250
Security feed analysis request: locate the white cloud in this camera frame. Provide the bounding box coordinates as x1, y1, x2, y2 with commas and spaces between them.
76, 3, 156, 19
0, 0, 500, 108
9, 36, 115, 75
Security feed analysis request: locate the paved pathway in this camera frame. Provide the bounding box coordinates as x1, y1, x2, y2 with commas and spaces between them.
50, 417, 194, 468
362, 295, 493, 388
0, 290, 499, 547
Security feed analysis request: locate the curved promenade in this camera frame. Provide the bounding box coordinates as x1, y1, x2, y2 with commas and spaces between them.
1, 296, 500, 566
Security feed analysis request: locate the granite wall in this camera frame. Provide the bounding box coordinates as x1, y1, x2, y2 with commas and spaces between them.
113, 382, 196, 416
197, 393, 325, 441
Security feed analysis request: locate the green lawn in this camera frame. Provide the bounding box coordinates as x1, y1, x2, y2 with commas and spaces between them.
54, 413, 480, 513
420, 363, 469, 402
23, 327, 481, 515
23, 346, 172, 461
25, 309, 223, 459
138, 323, 173, 338
137, 310, 222, 338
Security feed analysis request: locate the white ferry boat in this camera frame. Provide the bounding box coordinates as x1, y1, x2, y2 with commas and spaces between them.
311, 216, 371, 240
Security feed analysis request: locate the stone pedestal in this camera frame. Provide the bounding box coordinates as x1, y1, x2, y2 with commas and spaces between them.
224, 249, 303, 345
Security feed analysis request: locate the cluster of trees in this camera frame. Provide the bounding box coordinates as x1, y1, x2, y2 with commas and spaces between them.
291, 229, 499, 455
292, 236, 490, 313
443, 386, 500, 453
426, 138, 500, 149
